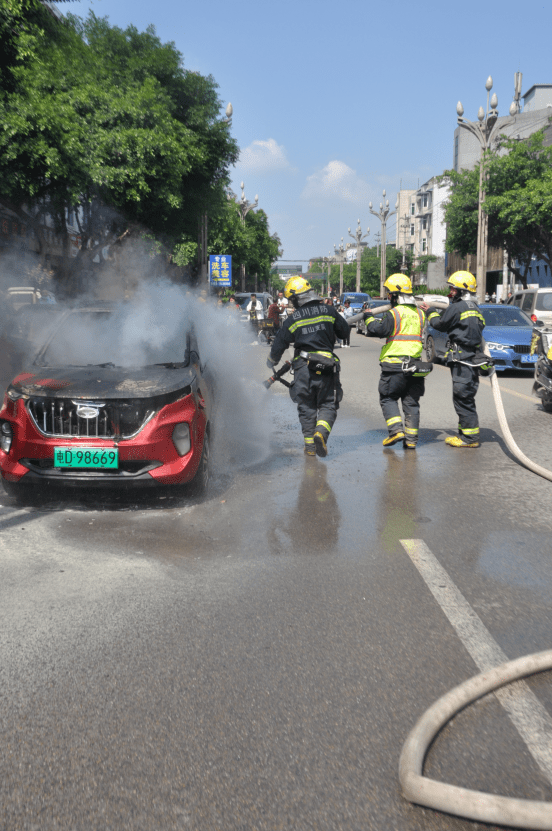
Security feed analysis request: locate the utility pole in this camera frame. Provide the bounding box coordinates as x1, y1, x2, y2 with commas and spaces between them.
374, 232, 381, 260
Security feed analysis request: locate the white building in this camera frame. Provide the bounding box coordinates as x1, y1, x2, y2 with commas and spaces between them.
396, 178, 450, 289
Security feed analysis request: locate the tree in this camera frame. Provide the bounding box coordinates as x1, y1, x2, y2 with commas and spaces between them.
0, 8, 239, 283
441, 129, 552, 287
208, 198, 281, 287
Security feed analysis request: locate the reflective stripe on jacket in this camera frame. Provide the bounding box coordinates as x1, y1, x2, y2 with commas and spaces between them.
379, 305, 425, 364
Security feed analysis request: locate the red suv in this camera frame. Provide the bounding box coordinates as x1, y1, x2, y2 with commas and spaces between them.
0, 306, 212, 496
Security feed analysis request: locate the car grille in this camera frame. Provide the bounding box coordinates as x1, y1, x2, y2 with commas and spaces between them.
512, 344, 531, 354
26, 397, 154, 439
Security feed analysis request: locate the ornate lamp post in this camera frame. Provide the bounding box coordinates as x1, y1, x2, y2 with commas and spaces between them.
236, 181, 258, 291
321, 252, 335, 297
456, 76, 516, 303
334, 238, 346, 297
348, 220, 370, 293
369, 191, 397, 297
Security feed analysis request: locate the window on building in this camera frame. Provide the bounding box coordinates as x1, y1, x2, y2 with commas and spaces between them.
411, 203, 415, 215
422, 194, 428, 208
410, 224, 414, 236
422, 218, 427, 230
422, 238, 427, 252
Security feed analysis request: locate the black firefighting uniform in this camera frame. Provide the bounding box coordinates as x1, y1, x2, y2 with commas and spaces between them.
269, 300, 350, 448
428, 299, 485, 444
364, 305, 426, 444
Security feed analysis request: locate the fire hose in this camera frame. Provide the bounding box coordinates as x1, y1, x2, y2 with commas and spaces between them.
399, 650, 552, 829
263, 301, 552, 823
388, 300, 552, 828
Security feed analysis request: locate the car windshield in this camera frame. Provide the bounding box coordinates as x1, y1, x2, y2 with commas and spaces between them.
236, 295, 265, 310
535, 293, 552, 311
343, 294, 369, 302
37, 310, 187, 367
482, 307, 532, 327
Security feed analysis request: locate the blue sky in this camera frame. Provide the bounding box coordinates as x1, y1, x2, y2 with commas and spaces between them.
63, 0, 551, 267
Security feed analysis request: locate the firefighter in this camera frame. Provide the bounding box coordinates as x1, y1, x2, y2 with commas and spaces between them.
267, 276, 350, 457
363, 273, 428, 448
420, 270, 485, 448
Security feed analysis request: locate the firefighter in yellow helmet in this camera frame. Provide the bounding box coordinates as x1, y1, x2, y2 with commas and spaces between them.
267, 275, 350, 457
362, 273, 430, 448
420, 271, 485, 447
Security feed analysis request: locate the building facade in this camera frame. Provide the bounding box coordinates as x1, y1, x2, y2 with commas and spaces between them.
396, 178, 450, 289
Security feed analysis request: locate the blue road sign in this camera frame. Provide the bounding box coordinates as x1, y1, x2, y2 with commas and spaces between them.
209, 255, 232, 286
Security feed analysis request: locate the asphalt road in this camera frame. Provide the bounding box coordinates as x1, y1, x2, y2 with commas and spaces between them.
1, 332, 552, 831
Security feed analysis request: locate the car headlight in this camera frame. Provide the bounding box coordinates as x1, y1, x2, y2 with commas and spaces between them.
172, 422, 191, 456
1, 421, 13, 453
486, 342, 512, 352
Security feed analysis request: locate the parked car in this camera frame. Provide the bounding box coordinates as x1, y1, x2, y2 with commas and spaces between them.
0, 306, 213, 496
424, 304, 536, 370
340, 292, 371, 322
506, 288, 552, 325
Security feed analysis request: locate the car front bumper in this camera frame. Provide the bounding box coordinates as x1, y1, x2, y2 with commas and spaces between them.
490, 351, 537, 371
0, 394, 206, 488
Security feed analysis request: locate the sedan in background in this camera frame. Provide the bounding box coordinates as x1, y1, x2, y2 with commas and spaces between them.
424, 304, 536, 370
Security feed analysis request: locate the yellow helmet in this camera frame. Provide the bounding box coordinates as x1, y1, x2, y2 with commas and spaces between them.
383, 273, 412, 294
284, 275, 312, 299
448, 270, 476, 293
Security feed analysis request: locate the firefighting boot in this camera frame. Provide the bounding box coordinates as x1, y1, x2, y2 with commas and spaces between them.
445, 436, 480, 448
304, 437, 316, 456
313, 432, 328, 458
382, 431, 405, 447
404, 427, 418, 449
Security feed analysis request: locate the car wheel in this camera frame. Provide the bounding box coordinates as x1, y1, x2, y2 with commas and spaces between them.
426, 336, 436, 362
542, 399, 552, 414
189, 430, 210, 495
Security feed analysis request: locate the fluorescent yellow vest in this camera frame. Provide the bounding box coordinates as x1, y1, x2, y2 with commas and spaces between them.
379, 305, 425, 364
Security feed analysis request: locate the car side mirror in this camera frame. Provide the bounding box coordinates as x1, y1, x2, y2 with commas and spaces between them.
536, 320, 545, 327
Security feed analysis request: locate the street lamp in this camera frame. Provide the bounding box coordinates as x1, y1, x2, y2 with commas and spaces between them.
236, 181, 259, 291
348, 220, 370, 293
321, 251, 335, 297
369, 190, 397, 297
334, 238, 346, 297
456, 76, 516, 303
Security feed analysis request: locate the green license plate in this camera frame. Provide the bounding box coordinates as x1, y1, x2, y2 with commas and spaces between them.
54, 446, 119, 469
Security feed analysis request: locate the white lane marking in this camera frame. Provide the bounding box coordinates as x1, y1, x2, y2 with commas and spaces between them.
400, 538, 552, 785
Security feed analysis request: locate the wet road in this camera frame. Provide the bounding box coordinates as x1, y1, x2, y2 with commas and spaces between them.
1, 334, 552, 830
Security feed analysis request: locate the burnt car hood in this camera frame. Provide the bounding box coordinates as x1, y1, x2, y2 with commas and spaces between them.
9, 364, 196, 400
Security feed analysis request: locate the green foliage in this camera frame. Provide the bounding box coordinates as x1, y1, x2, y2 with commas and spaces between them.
441, 129, 552, 284
0, 7, 239, 275
208, 198, 281, 285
